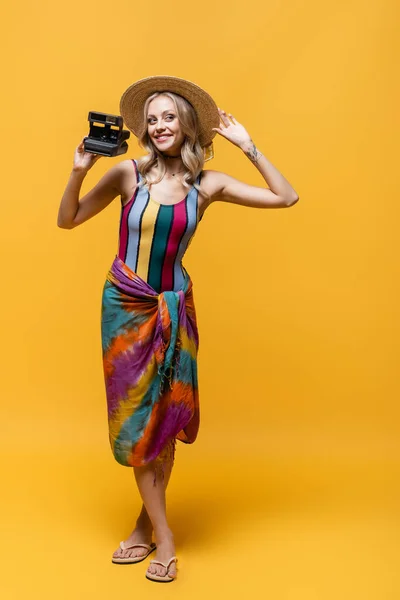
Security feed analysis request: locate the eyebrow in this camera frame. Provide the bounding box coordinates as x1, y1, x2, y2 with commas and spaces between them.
147, 110, 176, 117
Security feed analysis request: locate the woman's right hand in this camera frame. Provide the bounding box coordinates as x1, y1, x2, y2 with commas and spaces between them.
73, 137, 103, 172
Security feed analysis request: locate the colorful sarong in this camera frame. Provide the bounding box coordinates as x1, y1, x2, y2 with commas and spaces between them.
100, 255, 200, 481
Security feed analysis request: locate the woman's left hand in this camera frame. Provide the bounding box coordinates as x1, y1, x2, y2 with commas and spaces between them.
212, 108, 252, 149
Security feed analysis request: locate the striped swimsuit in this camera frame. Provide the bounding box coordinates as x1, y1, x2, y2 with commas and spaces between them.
118, 159, 203, 293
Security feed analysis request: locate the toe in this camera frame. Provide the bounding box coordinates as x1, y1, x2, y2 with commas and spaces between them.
114, 546, 145, 559
128, 548, 146, 558
169, 565, 177, 578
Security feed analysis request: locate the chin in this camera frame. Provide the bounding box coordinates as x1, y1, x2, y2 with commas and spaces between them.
160, 144, 182, 154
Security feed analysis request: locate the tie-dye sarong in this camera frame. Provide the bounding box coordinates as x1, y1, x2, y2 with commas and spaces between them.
100, 255, 200, 483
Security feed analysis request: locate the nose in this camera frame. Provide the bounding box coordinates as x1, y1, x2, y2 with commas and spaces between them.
155, 122, 166, 132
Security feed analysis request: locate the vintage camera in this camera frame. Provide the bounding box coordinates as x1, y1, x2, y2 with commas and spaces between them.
83, 111, 130, 157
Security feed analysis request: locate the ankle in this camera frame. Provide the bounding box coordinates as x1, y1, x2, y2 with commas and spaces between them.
154, 526, 174, 541
135, 517, 153, 532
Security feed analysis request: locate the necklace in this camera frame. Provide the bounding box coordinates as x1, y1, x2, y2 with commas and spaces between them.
158, 152, 184, 176
168, 168, 185, 177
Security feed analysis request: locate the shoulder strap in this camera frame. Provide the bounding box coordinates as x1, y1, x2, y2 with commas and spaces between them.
131, 158, 140, 183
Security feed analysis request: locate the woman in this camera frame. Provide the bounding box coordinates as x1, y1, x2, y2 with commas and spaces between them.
57, 75, 299, 583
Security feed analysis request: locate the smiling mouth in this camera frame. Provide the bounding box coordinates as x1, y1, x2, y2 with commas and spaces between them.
155, 135, 172, 141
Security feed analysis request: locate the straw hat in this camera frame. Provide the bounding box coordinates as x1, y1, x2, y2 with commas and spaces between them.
119, 75, 220, 150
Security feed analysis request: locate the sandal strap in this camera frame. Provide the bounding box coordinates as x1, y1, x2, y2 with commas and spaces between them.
149, 556, 177, 569
120, 541, 154, 551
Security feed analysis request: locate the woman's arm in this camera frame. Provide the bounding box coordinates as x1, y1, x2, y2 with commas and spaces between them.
57, 139, 125, 229
209, 108, 299, 208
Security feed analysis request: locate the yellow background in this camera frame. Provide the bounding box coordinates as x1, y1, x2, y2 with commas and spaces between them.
1, 0, 399, 597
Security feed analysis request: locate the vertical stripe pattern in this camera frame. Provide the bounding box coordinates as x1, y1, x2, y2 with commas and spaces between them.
118, 159, 202, 293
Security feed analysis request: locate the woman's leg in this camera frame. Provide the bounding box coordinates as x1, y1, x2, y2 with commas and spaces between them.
133, 451, 177, 579
112, 439, 176, 577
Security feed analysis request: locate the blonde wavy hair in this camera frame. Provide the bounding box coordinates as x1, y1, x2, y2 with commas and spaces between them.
135, 91, 210, 202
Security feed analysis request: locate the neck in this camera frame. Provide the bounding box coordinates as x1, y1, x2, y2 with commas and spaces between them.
162, 152, 181, 159
158, 151, 184, 174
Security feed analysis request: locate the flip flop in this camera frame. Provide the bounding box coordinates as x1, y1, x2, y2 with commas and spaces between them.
112, 541, 157, 564
145, 556, 178, 582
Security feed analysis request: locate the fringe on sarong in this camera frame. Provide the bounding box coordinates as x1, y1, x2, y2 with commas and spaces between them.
152, 436, 177, 486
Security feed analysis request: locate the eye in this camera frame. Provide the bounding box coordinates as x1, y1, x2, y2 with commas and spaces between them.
147, 114, 175, 123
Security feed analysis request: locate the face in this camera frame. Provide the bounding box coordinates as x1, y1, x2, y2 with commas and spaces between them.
147, 95, 185, 155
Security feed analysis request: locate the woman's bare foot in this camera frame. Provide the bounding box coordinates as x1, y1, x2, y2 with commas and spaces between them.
146, 528, 177, 579
112, 511, 154, 561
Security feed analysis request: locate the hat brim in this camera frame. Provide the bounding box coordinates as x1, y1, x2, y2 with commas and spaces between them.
120, 75, 220, 148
